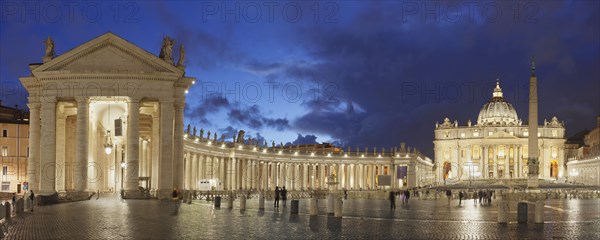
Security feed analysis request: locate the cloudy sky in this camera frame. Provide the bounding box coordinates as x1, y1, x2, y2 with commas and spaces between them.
1, 1, 599, 156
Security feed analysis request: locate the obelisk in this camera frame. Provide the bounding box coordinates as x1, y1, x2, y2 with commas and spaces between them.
527, 58, 540, 190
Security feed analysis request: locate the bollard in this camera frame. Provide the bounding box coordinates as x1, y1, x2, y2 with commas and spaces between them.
0, 203, 4, 220
290, 200, 299, 214
309, 197, 318, 216
517, 202, 528, 223
327, 193, 334, 215
5, 203, 11, 219
228, 194, 234, 209
240, 196, 246, 210
497, 198, 508, 223
258, 192, 265, 210
535, 199, 544, 224
214, 196, 221, 208
334, 198, 343, 218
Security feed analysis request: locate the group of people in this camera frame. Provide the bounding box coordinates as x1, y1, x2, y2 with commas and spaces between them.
389, 190, 411, 209
454, 189, 495, 206
273, 186, 287, 208
8, 190, 35, 212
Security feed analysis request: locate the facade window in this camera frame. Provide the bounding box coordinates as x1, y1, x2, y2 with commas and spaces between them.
473, 131, 479, 137
460, 133, 465, 138
2, 166, 6, 175
472, 146, 480, 159
552, 130, 557, 137
1, 146, 7, 157
524, 131, 529, 137
489, 132, 493, 136
1, 181, 9, 191
2, 129, 7, 137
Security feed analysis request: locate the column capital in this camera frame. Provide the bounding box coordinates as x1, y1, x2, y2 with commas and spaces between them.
128, 96, 142, 103
27, 102, 41, 109
74, 96, 89, 104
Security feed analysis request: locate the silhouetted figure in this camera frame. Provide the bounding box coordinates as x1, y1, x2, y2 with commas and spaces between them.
459, 191, 464, 205
389, 191, 396, 209
274, 187, 280, 208
29, 190, 35, 212
281, 186, 288, 206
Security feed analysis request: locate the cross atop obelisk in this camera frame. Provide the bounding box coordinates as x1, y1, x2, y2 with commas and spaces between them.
527, 56, 540, 190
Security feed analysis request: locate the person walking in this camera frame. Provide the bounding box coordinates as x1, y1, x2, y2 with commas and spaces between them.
274, 187, 280, 208
478, 190, 483, 205
29, 190, 35, 212
404, 190, 410, 205
281, 186, 288, 206
389, 190, 396, 210
445, 189, 452, 205
458, 191, 464, 206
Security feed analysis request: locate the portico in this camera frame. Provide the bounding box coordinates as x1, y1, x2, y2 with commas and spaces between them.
19, 33, 194, 199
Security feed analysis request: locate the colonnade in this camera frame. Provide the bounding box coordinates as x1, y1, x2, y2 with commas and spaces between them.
182, 142, 435, 191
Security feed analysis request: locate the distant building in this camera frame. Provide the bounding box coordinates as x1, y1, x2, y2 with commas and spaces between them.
566, 116, 600, 185
434, 79, 566, 183
0, 102, 29, 193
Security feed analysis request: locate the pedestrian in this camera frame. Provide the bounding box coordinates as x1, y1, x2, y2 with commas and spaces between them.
478, 190, 483, 204
389, 190, 396, 210
274, 186, 280, 208
281, 186, 288, 206
29, 190, 35, 212
404, 190, 410, 204
445, 189, 452, 205
487, 190, 493, 205
12, 193, 16, 212
344, 189, 348, 200
458, 191, 464, 205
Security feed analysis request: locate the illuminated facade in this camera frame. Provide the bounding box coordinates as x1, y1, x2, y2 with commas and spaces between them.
0, 104, 29, 192
566, 116, 600, 185
434, 78, 566, 183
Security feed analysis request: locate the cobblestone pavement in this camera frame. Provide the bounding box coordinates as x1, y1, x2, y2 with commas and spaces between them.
1, 194, 599, 239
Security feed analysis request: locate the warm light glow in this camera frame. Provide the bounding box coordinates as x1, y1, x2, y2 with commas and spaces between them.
121, 162, 126, 169
185, 90, 189, 94
262, 149, 267, 153
278, 150, 282, 154
238, 146, 243, 150
310, 152, 315, 156
104, 146, 112, 155
253, 147, 257, 151
207, 141, 212, 145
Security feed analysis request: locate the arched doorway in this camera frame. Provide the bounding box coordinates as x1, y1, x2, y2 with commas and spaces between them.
443, 162, 451, 180
550, 160, 558, 178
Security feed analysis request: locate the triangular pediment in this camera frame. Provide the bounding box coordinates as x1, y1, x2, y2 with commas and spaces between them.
33, 32, 183, 76
484, 131, 519, 139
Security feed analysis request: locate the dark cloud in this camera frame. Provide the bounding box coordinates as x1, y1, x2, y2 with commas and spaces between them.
186, 96, 230, 126
292, 134, 319, 145
228, 104, 290, 131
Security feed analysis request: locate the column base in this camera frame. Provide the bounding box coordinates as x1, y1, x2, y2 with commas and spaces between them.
156, 188, 177, 200
62, 191, 90, 201
123, 189, 147, 199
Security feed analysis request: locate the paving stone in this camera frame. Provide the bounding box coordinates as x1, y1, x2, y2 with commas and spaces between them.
0, 194, 598, 239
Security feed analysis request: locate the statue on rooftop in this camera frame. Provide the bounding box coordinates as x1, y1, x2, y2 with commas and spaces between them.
176, 44, 186, 68
43, 36, 55, 63
159, 36, 175, 63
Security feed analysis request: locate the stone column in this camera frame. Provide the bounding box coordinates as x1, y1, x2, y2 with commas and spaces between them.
39, 99, 57, 195
27, 102, 41, 192
482, 146, 488, 178
73, 97, 89, 193
191, 153, 198, 190
505, 145, 510, 178
55, 114, 67, 192
516, 145, 521, 178
173, 101, 185, 192
125, 97, 140, 193
185, 152, 192, 189
151, 113, 160, 190
158, 98, 174, 198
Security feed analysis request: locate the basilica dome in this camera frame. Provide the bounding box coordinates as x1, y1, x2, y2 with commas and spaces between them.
477, 81, 521, 126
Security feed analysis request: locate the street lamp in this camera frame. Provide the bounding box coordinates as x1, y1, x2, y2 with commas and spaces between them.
104, 130, 113, 155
